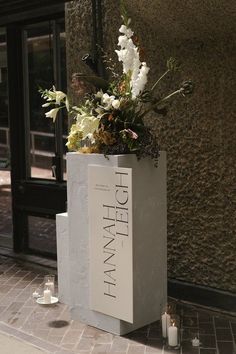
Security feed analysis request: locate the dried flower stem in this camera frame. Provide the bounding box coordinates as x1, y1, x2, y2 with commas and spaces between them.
140, 88, 183, 118
151, 69, 170, 92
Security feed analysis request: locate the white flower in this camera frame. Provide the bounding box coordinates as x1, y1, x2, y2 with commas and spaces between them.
45, 107, 60, 122
118, 35, 129, 49
42, 102, 51, 107
43, 86, 67, 105
102, 93, 115, 110
116, 23, 149, 98
95, 106, 105, 118
112, 99, 120, 110
131, 56, 141, 85
119, 24, 133, 38
77, 115, 100, 139
86, 133, 95, 144
131, 62, 150, 98
54, 90, 66, 105
95, 90, 103, 98
65, 97, 70, 112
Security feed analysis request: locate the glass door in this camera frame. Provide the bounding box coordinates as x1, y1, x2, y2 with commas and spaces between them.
25, 20, 67, 180
7, 16, 67, 257
0, 28, 13, 249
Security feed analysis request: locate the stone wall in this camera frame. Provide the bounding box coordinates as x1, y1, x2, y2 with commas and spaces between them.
65, 0, 236, 293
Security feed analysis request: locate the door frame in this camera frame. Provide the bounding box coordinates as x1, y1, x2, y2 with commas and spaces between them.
6, 11, 67, 257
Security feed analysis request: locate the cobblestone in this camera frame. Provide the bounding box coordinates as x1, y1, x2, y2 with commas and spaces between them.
0, 255, 235, 353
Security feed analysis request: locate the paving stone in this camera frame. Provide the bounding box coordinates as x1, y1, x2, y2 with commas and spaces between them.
148, 327, 162, 339
110, 336, 129, 351
214, 318, 230, 328
217, 341, 235, 354
76, 337, 95, 351
182, 316, 199, 327
92, 343, 112, 353
47, 334, 63, 345
181, 341, 199, 354
127, 345, 145, 354
0, 256, 235, 354
96, 333, 113, 344
83, 326, 107, 339
230, 322, 236, 334
146, 339, 163, 353
215, 328, 233, 341
181, 327, 199, 340
199, 323, 215, 335
0, 284, 12, 293
199, 334, 216, 348
200, 349, 217, 354
61, 329, 82, 344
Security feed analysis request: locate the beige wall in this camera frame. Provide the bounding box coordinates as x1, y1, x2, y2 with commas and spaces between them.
66, 0, 236, 293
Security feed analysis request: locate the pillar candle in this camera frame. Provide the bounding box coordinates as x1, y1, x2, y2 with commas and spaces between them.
32, 291, 39, 298
168, 323, 178, 347
161, 312, 171, 338
192, 337, 200, 347
43, 288, 52, 304
45, 281, 54, 295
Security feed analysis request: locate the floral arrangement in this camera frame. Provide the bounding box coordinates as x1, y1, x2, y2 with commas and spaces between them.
40, 12, 193, 165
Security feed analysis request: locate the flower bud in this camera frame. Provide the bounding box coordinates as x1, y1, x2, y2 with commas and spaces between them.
180, 80, 194, 96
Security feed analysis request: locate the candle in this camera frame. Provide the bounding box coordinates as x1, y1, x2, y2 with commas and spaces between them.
192, 337, 200, 347
32, 291, 39, 298
43, 288, 52, 304
161, 312, 171, 338
168, 323, 178, 347
45, 281, 54, 295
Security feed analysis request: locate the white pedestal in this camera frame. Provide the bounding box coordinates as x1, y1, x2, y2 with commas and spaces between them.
65, 153, 167, 335
56, 212, 70, 304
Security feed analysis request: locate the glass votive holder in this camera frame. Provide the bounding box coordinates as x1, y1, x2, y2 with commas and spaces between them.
167, 302, 177, 315
44, 275, 55, 296
167, 316, 180, 349
31, 285, 43, 299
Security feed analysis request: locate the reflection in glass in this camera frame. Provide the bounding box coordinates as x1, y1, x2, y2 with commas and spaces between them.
26, 21, 67, 179
0, 28, 13, 247
0, 29, 9, 163
28, 215, 56, 255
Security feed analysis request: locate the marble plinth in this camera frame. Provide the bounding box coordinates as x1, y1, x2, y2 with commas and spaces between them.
57, 152, 167, 335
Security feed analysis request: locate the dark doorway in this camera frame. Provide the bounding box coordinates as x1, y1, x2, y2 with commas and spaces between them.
1, 10, 67, 258
0, 27, 13, 249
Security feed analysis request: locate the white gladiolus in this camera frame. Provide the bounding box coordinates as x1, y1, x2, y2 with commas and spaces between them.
131, 62, 150, 98
45, 107, 60, 122
119, 24, 133, 38
116, 23, 149, 99
118, 35, 129, 48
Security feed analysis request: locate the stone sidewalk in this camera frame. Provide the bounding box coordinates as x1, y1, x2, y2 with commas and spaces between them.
0, 255, 236, 354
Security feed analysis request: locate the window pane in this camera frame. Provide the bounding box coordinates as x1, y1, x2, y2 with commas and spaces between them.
0, 28, 13, 247
28, 215, 56, 255
26, 22, 55, 179
25, 21, 67, 181
60, 26, 68, 180
0, 29, 9, 163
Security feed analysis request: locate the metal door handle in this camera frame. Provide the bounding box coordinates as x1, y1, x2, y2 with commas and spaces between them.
52, 165, 56, 178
